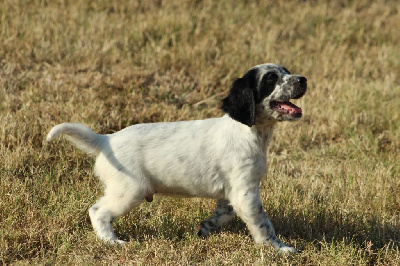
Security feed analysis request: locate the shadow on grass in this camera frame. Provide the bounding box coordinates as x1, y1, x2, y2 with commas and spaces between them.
115, 205, 399, 253
269, 206, 399, 251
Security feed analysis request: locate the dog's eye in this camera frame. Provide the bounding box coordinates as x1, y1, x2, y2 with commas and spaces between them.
264, 72, 278, 83
257, 72, 279, 102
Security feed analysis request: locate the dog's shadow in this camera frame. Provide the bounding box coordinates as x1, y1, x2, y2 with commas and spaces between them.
256, 206, 398, 251
113, 204, 399, 252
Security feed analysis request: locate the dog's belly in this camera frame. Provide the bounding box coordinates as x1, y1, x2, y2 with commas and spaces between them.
143, 150, 228, 199
149, 171, 227, 199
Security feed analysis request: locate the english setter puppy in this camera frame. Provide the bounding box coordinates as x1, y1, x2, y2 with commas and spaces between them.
47, 63, 307, 254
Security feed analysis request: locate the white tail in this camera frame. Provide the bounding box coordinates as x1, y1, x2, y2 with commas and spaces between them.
46, 123, 105, 156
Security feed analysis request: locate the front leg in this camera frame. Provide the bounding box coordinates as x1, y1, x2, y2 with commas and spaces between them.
229, 186, 296, 254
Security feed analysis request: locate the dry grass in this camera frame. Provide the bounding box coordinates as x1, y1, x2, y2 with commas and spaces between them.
1, 0, 399, 264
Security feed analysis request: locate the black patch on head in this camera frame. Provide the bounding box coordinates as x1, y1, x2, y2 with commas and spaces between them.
222, 68, 258, 127
256, 72, 278, 103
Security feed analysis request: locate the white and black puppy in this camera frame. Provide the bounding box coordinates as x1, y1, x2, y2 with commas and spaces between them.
47, 63, 307, 254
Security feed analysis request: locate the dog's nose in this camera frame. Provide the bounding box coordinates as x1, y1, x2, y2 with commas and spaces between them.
296, 76, 307, 85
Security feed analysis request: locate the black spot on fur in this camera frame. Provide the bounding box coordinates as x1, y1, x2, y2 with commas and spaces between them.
98, 217, 111, 225
222, 68, 258, 127
178, 156, 185, 163
257, 72, 278, 103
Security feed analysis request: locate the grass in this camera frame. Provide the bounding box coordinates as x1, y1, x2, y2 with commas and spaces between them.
1, 0, 399, 264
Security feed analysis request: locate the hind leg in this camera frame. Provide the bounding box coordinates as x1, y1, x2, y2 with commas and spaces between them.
197, 199, 236, 237
89, 179, 148, 244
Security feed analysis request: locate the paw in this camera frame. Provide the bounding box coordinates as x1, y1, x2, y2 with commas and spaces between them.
278, 245, 297, 255
114, 239, 128, 245
103, 238, 127, 245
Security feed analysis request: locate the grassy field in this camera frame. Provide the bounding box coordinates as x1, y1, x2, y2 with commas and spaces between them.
1, 0, 399, 264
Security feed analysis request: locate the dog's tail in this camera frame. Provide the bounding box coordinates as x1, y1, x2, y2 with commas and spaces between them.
46, 123, 105, 156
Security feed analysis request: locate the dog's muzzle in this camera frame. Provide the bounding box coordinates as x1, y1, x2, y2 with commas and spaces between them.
270, 76, 307, 119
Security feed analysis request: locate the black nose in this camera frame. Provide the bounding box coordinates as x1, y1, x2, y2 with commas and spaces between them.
296, 76, 307, 85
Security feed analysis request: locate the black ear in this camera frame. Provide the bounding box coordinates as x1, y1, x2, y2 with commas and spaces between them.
222, 69, 258, 127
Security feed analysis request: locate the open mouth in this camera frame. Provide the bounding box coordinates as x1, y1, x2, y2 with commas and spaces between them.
270, 101, 302, 118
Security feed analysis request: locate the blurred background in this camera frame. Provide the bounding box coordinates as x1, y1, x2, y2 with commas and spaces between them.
0, 0, 399, 264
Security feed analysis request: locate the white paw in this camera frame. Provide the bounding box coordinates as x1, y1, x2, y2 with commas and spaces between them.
114, 239, 127, 245
278, 245, 297, 255
103, 238, 127, 245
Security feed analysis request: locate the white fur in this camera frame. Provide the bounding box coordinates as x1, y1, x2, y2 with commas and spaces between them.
47, 64, 307, 254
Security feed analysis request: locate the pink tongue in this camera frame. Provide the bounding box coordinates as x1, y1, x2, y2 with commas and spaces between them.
280, 102, 302, 113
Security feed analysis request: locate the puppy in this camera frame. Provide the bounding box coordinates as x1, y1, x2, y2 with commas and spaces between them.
47, 63, 307, 254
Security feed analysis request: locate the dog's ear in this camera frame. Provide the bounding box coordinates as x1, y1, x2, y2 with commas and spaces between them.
222, 69, 258, 127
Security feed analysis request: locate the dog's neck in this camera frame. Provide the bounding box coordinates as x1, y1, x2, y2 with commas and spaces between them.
250, 105, 277, 150
253, 118, 276, 150
223, 113, 276, 151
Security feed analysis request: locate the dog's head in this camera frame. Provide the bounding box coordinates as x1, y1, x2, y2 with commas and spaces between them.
222, 64, 307, 127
